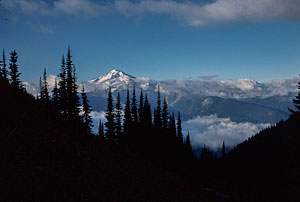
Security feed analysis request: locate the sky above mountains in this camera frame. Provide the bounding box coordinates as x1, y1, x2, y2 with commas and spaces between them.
1, 0, 300, 83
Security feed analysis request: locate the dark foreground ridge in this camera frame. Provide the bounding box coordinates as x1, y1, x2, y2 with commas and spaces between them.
215, 113, 300, 202
0, 78, 224, 201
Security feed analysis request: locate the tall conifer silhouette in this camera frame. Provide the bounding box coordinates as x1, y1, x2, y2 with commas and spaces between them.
185, 132, 192, 153
162, 97, 169, 130
222, 141, 226, 158
177, 112, 183, 144
170, 113, 177, 137
115, 92, 122, 144
52, 79, 59, 110
0, 58, 2, 78
143, 94, 152, 128
41, 68, 50, 102
289, 75, 300, 115
98, 120, 105, 139
154, 85, 162, 129
123, 89, 132, 136
138, 91, 144, 125
105, 88, 115, 143
8, 50, 22, 89
65, 47, 80, 120
1, 50, 7, 80
58, 55, 67, 115
81, 85, 93, 134
131, 85, 138, 128
72, 65, 81, 119
39, 77, 43, 100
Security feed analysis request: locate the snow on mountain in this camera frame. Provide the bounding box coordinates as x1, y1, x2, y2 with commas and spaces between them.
90, 69, 134, 85
88, 69, 153, 92
25, 69, 300, 103
158, 77, 299, 103
23, 81, 39, 96
24, 75, 60, 96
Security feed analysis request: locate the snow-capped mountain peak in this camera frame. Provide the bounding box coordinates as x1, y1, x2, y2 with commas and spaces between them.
88, 69, 142, 92
89, 69, 135, 85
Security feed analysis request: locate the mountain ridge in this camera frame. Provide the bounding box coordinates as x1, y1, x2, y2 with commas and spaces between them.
24, 69, 297, 124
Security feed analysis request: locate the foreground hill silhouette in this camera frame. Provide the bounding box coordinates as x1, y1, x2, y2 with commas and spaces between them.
219, 113, 300, 202
0, 78, 224, 201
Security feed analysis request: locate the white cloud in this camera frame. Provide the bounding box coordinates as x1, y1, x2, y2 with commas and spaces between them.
1, 0, 53, 16
160, 77, 300, 103
90, 111, 106, 119
113, 0, 300, 26
0, 0, 107, 17
2, 0, 300, 25
198, 75, 219, 80
91, 111, 106, 133
53, 0, 107, 17
182, 114, 270, 149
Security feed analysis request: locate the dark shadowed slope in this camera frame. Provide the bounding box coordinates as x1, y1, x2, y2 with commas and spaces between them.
0, 78, 223, 202
220, 114, 300, 202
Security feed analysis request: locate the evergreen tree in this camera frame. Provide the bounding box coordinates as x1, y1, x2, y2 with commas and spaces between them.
170, 113, 177, 137
105, 88, 115, 143
131, 85, 138, 128
8, 50, 22, 89
289, 75, 300, 115
1, 50, 7, 80
39, 77, 43, 100
222, 141, 226, 158
81, 85, 93, 134
65, 47, 80, 120
115, 92, 122, 144
154, 85, 162, 129
185, 132, 192, 153
58, 55, 67, 115
123, 89, 132, 136
177, 112, 183, 144
98, 120, 105, 139
162, 97, 169, 130
0, 59, 2, 78
143, 94, 152, 128
72, 65, 81, 119
41, 68, 50, 102
52, 79, 59, 110
138, 91, 144, 124
66, 46, 74, 118
200, 144, 214, 162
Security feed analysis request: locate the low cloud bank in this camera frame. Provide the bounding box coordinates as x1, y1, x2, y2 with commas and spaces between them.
91, 112, 270, 150
183, 114, 270, 150
91, 111, 106, 133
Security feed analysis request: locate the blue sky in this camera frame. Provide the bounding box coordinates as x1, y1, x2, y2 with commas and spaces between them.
1, 0, 300, 82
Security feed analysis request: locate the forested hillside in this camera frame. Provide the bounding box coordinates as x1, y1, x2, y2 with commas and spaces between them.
2, 47, 300, 202
0, 74, 224, 202
217, 113, 300, 202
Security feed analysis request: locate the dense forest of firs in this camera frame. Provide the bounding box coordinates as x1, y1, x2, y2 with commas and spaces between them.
1, 47, 300, 202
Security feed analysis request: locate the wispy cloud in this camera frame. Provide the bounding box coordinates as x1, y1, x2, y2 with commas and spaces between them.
183, 114, 270, 149
2, 0, 300, 25
198, 75, 219, 80
53, 0, 108, 17
114, 0, 300, 26
0, 0, 107, 17
1, 0, 53, 16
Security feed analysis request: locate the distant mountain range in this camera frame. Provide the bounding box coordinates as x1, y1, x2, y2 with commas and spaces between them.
24, 69, 299, 124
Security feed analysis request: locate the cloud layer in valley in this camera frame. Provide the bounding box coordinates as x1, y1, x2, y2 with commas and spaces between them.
182, 114, 270, 150
90, 112, 270, 149
2, 0, 300, 26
